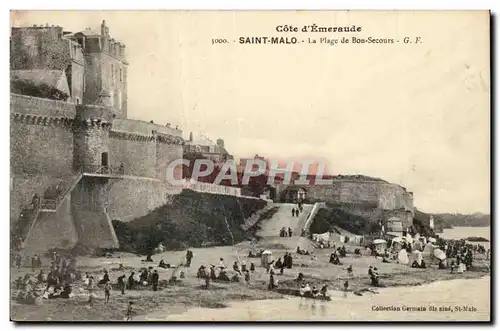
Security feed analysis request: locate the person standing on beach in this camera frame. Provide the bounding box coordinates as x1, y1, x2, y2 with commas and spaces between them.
129, 272, 138, 290
152, 270, 159, 291
117, 274, 126, 295
186, 250, 194, 267
104, 281, 112, 304
347, 265, 353, 277
126, 301, 134, 321
87, 276, 94, 303
15, 253, 22, 269
292, 208, 296, 217
268, 269, 275, 290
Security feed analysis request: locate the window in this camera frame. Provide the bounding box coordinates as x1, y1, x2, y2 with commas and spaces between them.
83, 74, 86, 92
120, 68, 123, 82
111, 64, 115, 82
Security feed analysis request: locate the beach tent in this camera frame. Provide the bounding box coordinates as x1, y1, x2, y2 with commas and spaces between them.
433, 249, 446, 261
398, 249, 409, 264
312, 232, 342, 246
423, 243, 435, 255
428, 237, 437, 243
422, 243, 435, 265
347, 235, 364, 246
409, 250, 423, 266
412, 241, 423, 251
372, 239, 387, 255
391, 237, 404, 251
261, 250, 273, 268
405, 233, 414, 243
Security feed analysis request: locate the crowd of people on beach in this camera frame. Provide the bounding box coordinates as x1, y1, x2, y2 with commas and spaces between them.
12, 221, 490, 321
329, 245, 347, 265
279, 227, 294, 238
196, 258, 253, 287
13, 251, 81, 304
442, 239, 489, 273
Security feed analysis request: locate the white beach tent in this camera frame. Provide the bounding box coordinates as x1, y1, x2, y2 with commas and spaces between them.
260, 250, 273, 268
412, 241, 423, 251
398, 249, 409, 264
422, 243, 436, 265
433, 249, 446, 261
391, 237, 404, 251
405, 233, 414, 243
372, 239, 387, 255
423, 243, 435, 255
347, 235, 364, 246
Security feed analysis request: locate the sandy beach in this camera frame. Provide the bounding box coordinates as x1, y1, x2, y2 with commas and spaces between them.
10, 232, 490, 321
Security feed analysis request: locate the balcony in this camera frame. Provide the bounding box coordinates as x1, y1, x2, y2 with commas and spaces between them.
80, 164, 125, 176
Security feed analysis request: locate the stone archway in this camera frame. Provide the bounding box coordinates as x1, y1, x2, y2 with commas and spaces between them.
297, 188, 307, 202
280, 186, 308, 203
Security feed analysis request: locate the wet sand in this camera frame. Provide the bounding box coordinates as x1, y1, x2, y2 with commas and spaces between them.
143, 276, 490, 321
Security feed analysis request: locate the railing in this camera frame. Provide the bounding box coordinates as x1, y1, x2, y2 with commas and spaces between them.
182, 179, 242, 197
40, 199, 57, 210
12, 207, 40, 249
39, 172, 83, 211
80, 165, 125, 176
241, 203, 275, 231
302, 202, 326, 234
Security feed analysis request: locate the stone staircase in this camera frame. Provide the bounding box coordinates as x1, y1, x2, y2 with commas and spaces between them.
302, 202, 327, 234
241, 203, 278, 231
256, 203, 313, 238
11, 207, 40, 250
40, 172, 83, 212
11, 173, 83, 250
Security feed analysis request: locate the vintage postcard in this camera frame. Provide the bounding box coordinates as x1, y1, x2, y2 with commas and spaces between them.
9, 10, 490, 322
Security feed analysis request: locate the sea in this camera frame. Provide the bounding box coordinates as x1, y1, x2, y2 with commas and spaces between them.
440, 226, 491, 249
144, 226, 491, 322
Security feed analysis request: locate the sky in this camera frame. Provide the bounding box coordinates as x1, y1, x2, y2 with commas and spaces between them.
10, 11, 491, 214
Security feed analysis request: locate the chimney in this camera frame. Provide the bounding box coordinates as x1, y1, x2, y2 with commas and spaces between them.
119, 44, 126, 59
101, 20, 107, 36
